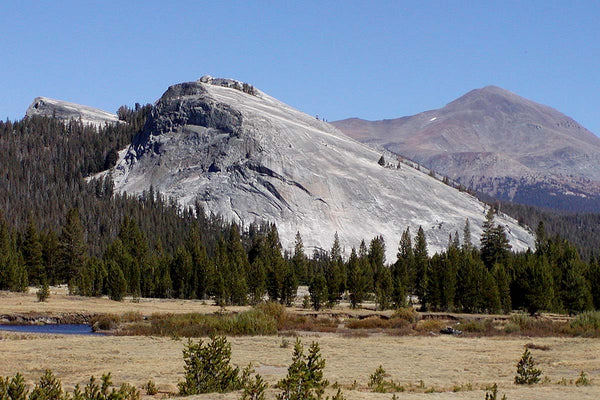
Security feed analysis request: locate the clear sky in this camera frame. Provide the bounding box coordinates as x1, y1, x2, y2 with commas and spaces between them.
2, 1, 599, 133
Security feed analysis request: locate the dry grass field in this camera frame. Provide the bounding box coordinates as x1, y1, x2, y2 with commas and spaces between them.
0, 332, 599, 399
1, 289, 599, 399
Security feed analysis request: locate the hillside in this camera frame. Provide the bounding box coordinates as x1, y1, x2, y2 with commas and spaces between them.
332, 86, 600, 212
108, 77, 534, 258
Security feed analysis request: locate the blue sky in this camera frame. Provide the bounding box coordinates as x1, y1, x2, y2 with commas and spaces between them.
2, 1, 599, 133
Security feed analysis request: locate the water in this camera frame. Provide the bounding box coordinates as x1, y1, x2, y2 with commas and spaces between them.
0, 324, 102, 335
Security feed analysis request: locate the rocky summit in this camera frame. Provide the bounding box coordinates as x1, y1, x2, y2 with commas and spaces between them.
26, 96, 120, 127
332, 86, 600, 212
108, 77, 533, 258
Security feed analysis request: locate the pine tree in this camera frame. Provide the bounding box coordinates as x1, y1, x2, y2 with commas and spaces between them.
589, 257, 600, 309
368, 236, 386, 293
23, 219, 44, 284
493, 263, 512, 313
57, 208, 87, 284
462, 219, 472, 252
480, 208, 511, 269
398, 227, 414, 294
325, 233, 344, 305
561, 259, 592, 314
41, 230, 59, 285
291, 232, 308, 284
413, 227, 429, 307
535, 221, 548, 255
346, 248, 366, 308
248, 258, 267, 304
515, 348, 542, 385
375, 266, 393, 310
309, 272, 328, 311
106, 260, 127, 301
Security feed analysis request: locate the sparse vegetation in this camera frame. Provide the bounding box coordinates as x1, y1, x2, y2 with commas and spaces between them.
575, 371, 591, 386
484, 383, 507, 400
144, 380, 157, 395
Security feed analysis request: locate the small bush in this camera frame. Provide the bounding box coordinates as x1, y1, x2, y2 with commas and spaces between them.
178, 336, 241, 395
240, 370, 267, 400
368, 365, 387, 392
503, 323, 520, 334
122, 310, 278, 337
570, 311, 600, 334
392, 307, 419, 323
121, 311, 143, 323
347, 317, 389, 330
276, 338, 330, 400
457, 320, 490, 333
144, 380, 158, 395
524, 343, 550, 351
30, 369, 64, 400
415, 319, 444, 332
484, 383, 507, 400
515, 348, 542, 385
575, 371, 590, 386
91, 315, 119, 331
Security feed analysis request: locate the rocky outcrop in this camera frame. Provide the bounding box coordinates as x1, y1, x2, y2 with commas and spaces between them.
332, 86, 600, 212
26, 97, 120, 127
110, 78, 534, 259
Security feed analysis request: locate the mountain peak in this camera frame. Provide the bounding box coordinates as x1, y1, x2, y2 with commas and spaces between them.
332, 86, 600, 212
26, 96, 119, 127
107, 79, 533, 258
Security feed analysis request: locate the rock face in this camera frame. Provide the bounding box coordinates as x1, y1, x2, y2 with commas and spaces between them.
332, 86, 600, 212
110, 77, 534, 259
26, 97, 120, 127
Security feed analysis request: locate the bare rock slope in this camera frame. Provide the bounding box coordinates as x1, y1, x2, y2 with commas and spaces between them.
332, 86, 600, 212
26, 97, 119, 127
110, 77, 533, 258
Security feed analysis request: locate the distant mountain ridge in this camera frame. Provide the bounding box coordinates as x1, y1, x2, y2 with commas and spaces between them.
332, 86, 600, 212
26, 97, 120, 127
100, 77, 533, 259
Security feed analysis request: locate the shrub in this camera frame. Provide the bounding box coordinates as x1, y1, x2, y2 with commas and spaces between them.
368, 365, 387, 392
6, 373, 27, 400
575, 371, 590, 386
392, 307, 419, 323
570, 311, 600, 333
29, 369, 64, 400
144, 380, 158, 395
484, 383, 507, 400
347, 317, 389, 330
514, 348, 542, 385
276, 338, 329, 400
122, 310, 278, 337
178, 336, 241, 395
457, 319, 493, 333
415, 319, 444, 332
240, 370, 267, 400
91, 315, 119, 331
37, 281, 50, 302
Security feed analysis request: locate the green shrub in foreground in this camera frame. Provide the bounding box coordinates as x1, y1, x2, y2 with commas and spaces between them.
514, 348, 542, 385
178, 336, 242, 395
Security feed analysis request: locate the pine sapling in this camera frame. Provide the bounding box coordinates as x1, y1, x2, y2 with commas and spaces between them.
515, 348, 542, 385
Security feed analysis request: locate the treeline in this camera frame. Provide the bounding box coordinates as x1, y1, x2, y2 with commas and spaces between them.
2, 202, 600, 316
500, 201, 600, 261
